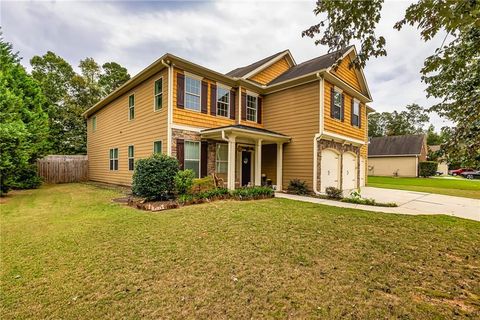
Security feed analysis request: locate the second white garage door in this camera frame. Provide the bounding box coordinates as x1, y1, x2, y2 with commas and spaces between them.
321, 149, 340, 192
342, 152, 357, 190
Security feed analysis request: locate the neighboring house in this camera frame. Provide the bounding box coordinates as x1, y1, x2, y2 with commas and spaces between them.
368, 134, 427, 177
83, 46, 373, 192
428, 145, 449, 175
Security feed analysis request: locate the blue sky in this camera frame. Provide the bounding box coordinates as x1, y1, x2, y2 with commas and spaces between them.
2, 0, 450, 129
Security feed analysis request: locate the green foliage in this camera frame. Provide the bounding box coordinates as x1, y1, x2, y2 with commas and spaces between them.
99, 62, 131, 96
231, 186, 274, 200
341, 197, 398, 207
304, 0, 480, 166
0, 35, 49, 195
178, 188, 231, 205
419, 161, 438, 178
10, 165, 43, 190
191, 176, 216, 194
368, 104, 429, 137
287, 179, 309, 195
325, 187, 343, 199
174, 169, 195, 195
131, 154, 179, 200
30, 52, 130, 155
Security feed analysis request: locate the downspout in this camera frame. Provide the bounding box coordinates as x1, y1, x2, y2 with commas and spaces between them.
161, 59, 174, 156
313, 73, 324, 194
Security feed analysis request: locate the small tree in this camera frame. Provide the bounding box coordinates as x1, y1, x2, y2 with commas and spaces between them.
132, 154, 179, 200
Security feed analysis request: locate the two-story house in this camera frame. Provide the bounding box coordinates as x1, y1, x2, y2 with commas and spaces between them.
83, 46, 373, 193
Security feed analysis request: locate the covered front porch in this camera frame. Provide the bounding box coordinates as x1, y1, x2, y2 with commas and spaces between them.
201, 125, 290, 190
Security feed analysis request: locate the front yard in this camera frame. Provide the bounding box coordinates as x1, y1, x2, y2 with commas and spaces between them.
368, 176, 480, 199
1, 184, 479, 319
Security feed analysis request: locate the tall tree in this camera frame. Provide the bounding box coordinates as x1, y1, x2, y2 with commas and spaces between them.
368, 104, 429, 137
30, 54, 130, 154
99, 62, 130, 96
0, 36, 50, 195
303, 0, 480, 165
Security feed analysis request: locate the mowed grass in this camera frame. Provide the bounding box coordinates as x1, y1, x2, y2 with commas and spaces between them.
1, 184, 479, 319
368, 176, 480, 199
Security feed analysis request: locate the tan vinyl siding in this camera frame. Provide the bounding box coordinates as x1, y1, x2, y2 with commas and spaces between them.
368, 157, 418, 177
263, 81, 320, 190
249, 57, 290, 85
87, 69, 168, 186
324, 81, 367, 143
172, 68, 236, 128
331, 55, 362, 92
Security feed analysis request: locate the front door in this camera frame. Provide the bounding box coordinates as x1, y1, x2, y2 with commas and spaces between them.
241, 151, 251, 186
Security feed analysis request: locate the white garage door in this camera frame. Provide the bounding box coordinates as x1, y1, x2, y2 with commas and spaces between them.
359, 156, 365, 187
342, 152, 357, 190
321, 149, 340, 192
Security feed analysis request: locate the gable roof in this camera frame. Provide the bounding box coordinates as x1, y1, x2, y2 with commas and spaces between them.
225, 50, 291, 78
268, 46, 353, 85
368, 134, 426, 157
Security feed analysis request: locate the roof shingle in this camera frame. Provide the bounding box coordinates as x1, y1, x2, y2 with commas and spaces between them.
368, 134, 426, 156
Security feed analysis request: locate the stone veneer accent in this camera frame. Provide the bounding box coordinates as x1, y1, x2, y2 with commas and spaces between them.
316, 138, 361, 191
171, 128, 217, 176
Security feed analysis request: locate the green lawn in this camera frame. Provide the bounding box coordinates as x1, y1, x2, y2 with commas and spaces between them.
1, 184, 479, 319
368, 176, 480, 199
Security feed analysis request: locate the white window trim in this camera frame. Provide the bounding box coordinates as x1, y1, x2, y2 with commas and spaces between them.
128, 93, 135, 121
216, 86, 230, 118
153, 76, 164, 112
215, 143, 228, 173
153, 140, 163, 154
92, 115, 97, 132
334, 86, 343, 93
128, 145, 134, 171
109, 147, 119, 171
246, 90, 259, 97
184, 74, 202, 112
184, 140, 201, 178
246, 94, 258, 122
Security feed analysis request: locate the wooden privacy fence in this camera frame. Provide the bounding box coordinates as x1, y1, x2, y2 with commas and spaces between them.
37, 155, 88, 183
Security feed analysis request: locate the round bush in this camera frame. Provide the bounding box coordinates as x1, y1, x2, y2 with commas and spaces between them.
132, 154, 179, 200
174, 169, 195, 195
419, 161, 438, 177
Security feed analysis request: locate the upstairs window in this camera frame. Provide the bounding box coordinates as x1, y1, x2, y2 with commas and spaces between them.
92, 116, 97, 132
109, 148, 118, 171
184, 141, 200, 178
128, 94, 135, 120
332, 90, 342, 120
352, 100, 360, 126
185, 76, 201, 111
128, 145, 134, 171
216, 143, 228, 173
154, 78, 163, 110
246, 95, 257, 122
217, 87, 230, 118
153, 140, 162, 154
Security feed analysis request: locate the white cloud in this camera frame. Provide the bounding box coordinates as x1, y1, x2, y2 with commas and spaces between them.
2, 0, 451, 129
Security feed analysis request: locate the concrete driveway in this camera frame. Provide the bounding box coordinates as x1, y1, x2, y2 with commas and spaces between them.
276, 188, 480, 222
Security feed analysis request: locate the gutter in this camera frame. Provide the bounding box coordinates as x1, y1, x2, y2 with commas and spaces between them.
161, 59, 174, 156
313, 73, 324, 195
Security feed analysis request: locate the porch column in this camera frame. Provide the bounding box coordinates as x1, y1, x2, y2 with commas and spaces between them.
276, 142, 283, 191
254, 139, 263, 186
227, 135, 236, 190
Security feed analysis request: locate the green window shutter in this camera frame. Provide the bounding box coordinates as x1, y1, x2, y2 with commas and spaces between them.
155, 79, 163, 110
154, 141, 162, 154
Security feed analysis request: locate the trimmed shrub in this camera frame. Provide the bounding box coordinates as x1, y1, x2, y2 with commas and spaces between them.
191, 176, 216, 194
175, 169, 195, 195
132, 154, 179, 200
341, 197, 397, 207
287, 179, 309, 195
419, 161, 438, 177
325, 187, 343, 199
231, 186, 274, 200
